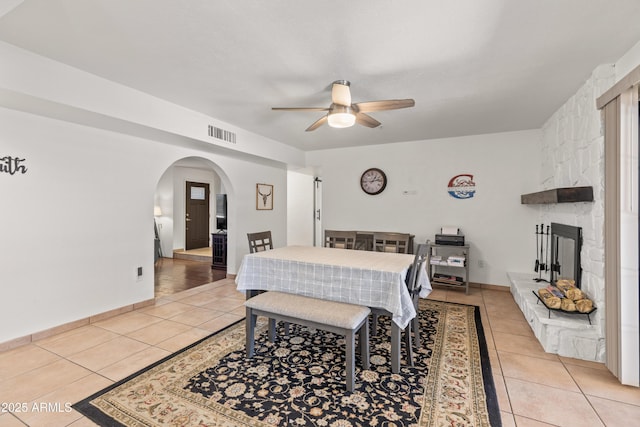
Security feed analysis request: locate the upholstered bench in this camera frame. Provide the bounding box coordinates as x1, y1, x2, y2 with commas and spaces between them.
245, 291, 370, 392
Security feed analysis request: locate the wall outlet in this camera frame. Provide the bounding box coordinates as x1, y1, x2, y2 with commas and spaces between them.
136, 266, 143, 281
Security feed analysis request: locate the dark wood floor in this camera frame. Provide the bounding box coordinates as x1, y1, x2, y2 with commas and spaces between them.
154, 257, 227, 297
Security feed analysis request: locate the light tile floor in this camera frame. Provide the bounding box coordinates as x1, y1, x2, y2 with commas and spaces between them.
1, 281, 639, 426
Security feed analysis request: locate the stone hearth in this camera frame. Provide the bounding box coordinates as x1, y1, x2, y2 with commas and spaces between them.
508, 272, 605, 362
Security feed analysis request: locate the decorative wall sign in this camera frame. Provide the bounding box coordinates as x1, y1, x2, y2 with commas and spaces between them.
447, 174, 476, 199
1, 156, 28, 175
256, 183, 274, 210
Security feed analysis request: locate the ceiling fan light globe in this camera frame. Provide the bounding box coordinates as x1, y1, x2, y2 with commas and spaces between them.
328, 112, 356, 128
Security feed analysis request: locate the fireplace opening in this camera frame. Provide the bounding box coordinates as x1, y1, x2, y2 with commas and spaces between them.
550, 223, 583, 288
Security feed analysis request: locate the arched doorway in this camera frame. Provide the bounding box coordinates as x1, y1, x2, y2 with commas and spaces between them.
153, 157, 233, 297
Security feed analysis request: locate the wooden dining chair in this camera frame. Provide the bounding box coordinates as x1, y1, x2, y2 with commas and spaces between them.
324, 230, 357, 249
246, 230, 290, 334
247, 231, 273, 253
373, 232, 411, 254
370, 242, 429, 366
405, 243, 429, 352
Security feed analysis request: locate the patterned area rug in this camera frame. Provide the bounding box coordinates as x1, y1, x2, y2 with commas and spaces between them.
74, 299, 500, 426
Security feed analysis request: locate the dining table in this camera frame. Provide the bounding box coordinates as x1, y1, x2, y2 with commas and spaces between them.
235, 245, 432, 373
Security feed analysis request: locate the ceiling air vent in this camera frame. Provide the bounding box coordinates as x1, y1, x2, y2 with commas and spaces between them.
208, 125, 236, 144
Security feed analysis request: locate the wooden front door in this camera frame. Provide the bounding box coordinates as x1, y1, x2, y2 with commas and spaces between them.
186, 181, 210, 250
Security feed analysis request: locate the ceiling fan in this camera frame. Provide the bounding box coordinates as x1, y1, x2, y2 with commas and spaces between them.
272, 80, 415, 131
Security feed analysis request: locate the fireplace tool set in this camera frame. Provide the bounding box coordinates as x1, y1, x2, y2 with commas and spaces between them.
534, 223, 550, 282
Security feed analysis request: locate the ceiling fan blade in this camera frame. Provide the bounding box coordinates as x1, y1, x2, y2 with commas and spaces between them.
355, 112, 381, 128
272, 107, 329, 112
305, 115, 328, 131
354, 99, 415, 112
331, 80, 351, 106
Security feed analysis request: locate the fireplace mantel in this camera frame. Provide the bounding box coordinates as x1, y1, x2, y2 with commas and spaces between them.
521, 186, 594, 204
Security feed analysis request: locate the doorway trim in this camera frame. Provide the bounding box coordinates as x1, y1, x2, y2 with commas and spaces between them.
154, 156, 235, 273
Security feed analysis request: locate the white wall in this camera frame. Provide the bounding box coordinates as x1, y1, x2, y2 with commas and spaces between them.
539, 43, 640, 384
307, 130, 541, 286
614, 39, 640, 82
539, 64, 616, 337
154, 166, 175, 256
0, 107, 288, 343
0, 40, 301, 344
0, 41, 305, 168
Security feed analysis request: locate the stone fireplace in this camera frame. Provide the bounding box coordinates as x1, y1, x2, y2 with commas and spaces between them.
510, 272, 604, 361
509, 222, 604, 362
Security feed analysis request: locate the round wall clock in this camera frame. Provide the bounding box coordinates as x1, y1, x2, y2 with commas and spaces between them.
360, 168, 387, 195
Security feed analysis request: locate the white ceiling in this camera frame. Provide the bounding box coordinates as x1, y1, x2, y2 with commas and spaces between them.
1, 0, 640, 151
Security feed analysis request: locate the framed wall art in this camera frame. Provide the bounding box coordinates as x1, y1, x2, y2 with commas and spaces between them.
256, 183, 273, 210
